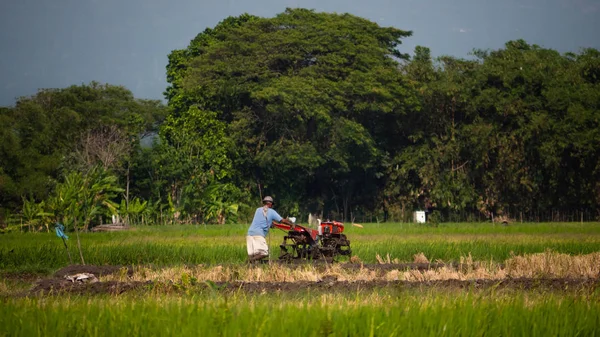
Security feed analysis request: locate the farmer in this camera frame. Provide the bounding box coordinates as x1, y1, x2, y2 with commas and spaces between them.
246, 196, 294, 262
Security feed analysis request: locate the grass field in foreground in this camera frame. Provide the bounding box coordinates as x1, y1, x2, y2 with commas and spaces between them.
1, 223, 599, 337
1, 222, 600, 273
1, 290, 599, 337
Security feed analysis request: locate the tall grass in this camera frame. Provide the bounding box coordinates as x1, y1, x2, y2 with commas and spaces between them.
1, 291, 599, 336
1, 223, 600, 273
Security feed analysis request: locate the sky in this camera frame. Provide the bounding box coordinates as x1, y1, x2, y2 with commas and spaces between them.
1, 0, 599, 106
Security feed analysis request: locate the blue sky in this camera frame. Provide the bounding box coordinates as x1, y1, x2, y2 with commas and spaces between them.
1, 0, 599, 106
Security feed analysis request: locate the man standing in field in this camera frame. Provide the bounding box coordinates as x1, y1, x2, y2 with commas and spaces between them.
247, 196, 294, 263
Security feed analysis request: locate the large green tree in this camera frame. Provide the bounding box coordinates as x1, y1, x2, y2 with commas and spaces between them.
396, 41, 600, 220
0, 82, 166, 214
385, 47, 479, 221
3, 9, 597, 225
464, 41, 600, 217
166, 8, 416, 219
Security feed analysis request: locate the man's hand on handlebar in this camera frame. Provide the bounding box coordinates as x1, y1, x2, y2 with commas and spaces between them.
271, 219, 296, 229
279, 218, 295, 229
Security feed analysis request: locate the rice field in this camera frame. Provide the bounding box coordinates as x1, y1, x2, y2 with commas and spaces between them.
1, 222, 600, 336
2, 291, 599, 336
2, 222, 600, 273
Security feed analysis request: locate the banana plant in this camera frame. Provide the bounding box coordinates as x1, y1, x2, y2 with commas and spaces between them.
46, 166, 123, 264
203, 199, 239, 225
21, 197, 42, 232
21, 197, 56, 232
142, 199, 161, 225
196, 182, 240, 224
79, 167, 123, 229
50, 171, 83, 229
119, 197, 147, 225
48, 172, 85, 263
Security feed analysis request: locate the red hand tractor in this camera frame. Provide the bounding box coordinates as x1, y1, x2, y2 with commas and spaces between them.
271, 219, 352, 262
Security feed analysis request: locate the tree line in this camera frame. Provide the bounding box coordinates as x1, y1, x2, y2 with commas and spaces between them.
1, 8, 598, 230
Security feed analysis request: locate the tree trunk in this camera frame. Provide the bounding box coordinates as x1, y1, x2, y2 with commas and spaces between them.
257, 181, 263, 201
401, 202, 406, 222
342, 195, 349, 222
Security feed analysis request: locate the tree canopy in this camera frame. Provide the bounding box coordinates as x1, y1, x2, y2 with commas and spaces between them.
0, 82, 165, 225
1, 9, 599, 227
165, 8, 416, 219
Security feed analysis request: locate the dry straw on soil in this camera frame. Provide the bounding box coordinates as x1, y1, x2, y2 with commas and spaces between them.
505, 250, 600, 278
100, 251, 600, 284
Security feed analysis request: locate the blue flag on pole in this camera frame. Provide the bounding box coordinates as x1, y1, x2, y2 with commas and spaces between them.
55, 223, 68, 240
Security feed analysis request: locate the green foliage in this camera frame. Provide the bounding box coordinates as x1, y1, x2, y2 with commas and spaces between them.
150, 106, 242, 223
165, 13, 259, 115
2, 222, 600, 271
47, 167, 123, 230
20, 197, 53, 232
166, 8, 415, 218
194, 181, 241, 225
2, 292, 599, 336
1, 10, 599, 225
160, 107, 232, 181
396, 40, 600, 220
119, 198, 147, 225
0, 82, 166, 213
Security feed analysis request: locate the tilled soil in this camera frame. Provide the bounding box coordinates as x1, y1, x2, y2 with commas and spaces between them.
6, 264, 137, 296
30, 279, 151, 296
228, 278, 600, 293
19, 263, 599, 296
52, 264, 134, 278
27, 277, 599, 296
0, 271, 44, 283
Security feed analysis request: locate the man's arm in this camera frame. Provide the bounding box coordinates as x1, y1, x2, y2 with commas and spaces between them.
269, 218, 294, 227
280, 217, 295, 228
269, 210, 295, 228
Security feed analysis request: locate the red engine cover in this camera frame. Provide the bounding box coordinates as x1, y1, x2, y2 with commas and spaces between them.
319, 221, 345, 234
272, 220, 345, 241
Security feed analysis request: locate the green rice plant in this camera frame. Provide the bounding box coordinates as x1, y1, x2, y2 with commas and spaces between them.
0, 290, 598, 336
1, 223, 600, 273
343, 221, 600, 236
351, 238, 600, 263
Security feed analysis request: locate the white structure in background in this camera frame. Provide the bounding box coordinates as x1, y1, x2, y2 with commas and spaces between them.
414, 211, 426, 223
308, 213, 318, 227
